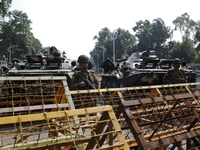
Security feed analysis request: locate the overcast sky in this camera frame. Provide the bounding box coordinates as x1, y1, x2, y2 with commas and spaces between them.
10, 0, 200, 60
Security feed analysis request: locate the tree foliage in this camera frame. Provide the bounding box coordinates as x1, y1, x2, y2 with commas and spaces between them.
91, 13, 200, 68
90, 27, 136, 67
173, 13, 197, 41
133, 18, 171, 57
0, 0, 12, 19
171, 13, 198, 63
0, 2, 42, 60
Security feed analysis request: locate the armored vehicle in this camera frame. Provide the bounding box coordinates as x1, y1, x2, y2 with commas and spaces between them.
4, 46, 77, 86
101, 50, 196, 88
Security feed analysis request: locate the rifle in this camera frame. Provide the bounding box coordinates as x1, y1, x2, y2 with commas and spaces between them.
85, 78, 96, 89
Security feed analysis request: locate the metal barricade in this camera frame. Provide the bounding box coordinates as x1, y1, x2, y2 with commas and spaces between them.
70, 82, 200, 149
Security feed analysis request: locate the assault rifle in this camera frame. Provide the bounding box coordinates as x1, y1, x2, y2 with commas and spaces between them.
85, 78, 96, 89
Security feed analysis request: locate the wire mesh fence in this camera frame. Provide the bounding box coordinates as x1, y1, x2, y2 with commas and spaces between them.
0, 76, 130, 150
0, 105, 129, 150
70, 83, 200, 149
1, 76, 200, 149
70, 83, 198, 109
0, 76, 75, 117
117, 91, 200, 149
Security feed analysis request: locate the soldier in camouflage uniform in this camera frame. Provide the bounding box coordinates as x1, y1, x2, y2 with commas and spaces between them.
70, 55, 99, 90
163, 58, 187, 84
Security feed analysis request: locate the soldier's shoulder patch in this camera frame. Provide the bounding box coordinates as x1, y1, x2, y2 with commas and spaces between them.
74, 71, 79, 75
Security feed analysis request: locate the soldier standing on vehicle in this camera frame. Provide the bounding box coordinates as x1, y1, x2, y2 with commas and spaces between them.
70, 55, 99, 90
163, 58, 187, 84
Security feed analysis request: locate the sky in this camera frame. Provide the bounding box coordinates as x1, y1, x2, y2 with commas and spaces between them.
10, 0, 200, 60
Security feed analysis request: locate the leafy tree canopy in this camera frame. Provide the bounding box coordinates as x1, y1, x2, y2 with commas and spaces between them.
91, 27, 136, 67
0, 3, 42, 61
91, 13, 200, 69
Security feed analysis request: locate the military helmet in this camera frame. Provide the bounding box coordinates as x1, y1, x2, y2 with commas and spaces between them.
173, 58, 181, 64
50, 46, 57, 51
78, 55, 89, 63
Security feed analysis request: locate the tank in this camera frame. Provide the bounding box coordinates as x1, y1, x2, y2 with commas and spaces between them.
101, 50, 196, 88
5, 46, 76, 86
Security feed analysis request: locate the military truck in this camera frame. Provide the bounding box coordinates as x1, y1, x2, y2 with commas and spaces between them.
101, 50, 196, 88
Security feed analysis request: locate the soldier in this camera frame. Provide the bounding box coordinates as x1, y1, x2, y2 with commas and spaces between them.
163, 58, 187, 84
70, 55, 99, 90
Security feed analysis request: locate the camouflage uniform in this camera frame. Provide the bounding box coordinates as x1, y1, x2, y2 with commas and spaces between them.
163, 69, 187, 84
70, 70, 99, 90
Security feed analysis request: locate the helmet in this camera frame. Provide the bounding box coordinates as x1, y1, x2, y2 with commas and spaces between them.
173, 58, 181, 64
71, 61, 77, 67
12, 58, 20, 63
50, 46, 58, 54
50, 46, 57, 51
78, 55, 89, 63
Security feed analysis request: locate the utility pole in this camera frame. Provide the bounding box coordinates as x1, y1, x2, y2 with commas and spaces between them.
104, 30, 118, 63
93, 54, 99, 73
7, 44, 16, 63
111, 30, 118, 63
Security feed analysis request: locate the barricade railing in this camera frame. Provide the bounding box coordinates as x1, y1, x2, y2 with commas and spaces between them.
0, 105, 129, 150
70, 82, 199, 109
0, 76, 75, 116
116, 91, 200, 149
70, 82, 200, 149
1, 76, 200, 149
0, 76, 129, 150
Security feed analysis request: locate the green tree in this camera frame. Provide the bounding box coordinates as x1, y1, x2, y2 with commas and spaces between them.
91, 27, 113, 67
115, 28, 137, 60
173, 13, 197, 41
132, 20, 153, 51
132, 18, 172, 58
0, 10, 42, 60
33, 38, 42, 53
166, 40, 196, 63
0, 0, 12, 19
194, 20, 200, 53
179, 39, 196, 63
91, 27, 136, 68
195, 21, 200, 41
172, 13, 200, 62
151, 18, 171, 57
164, 41, 181, 59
